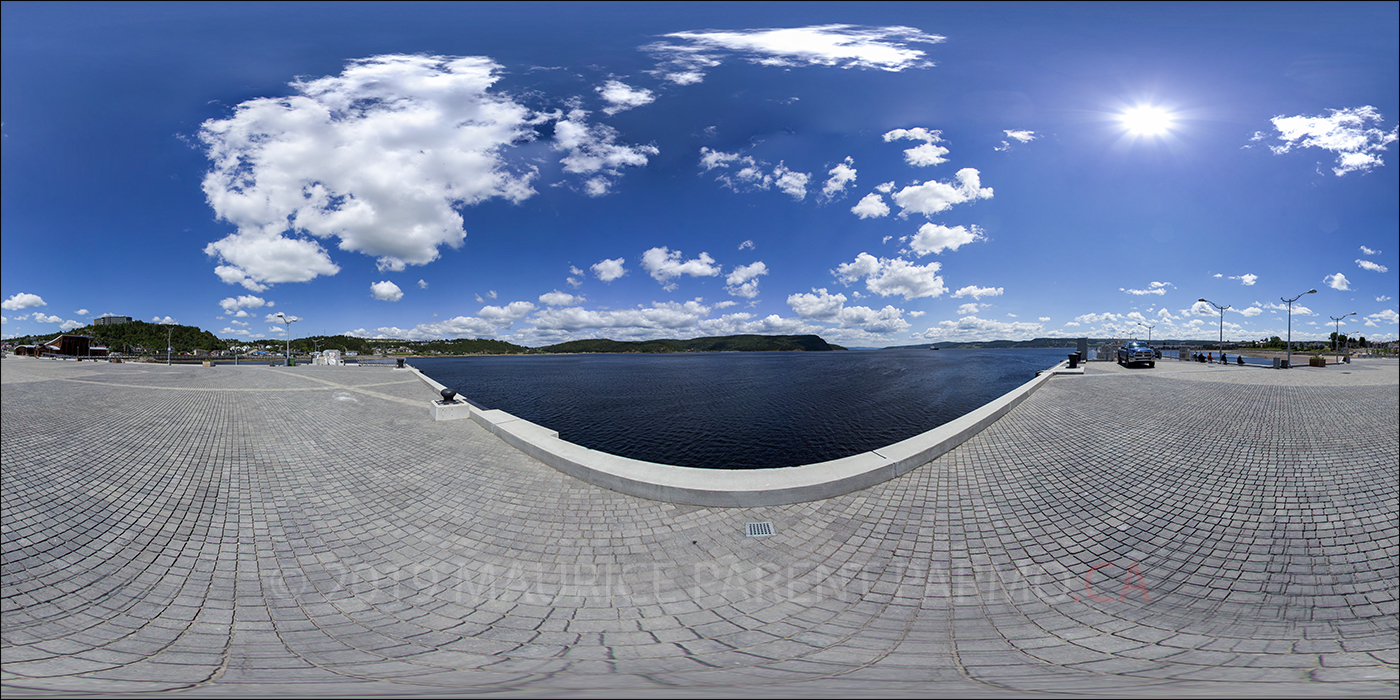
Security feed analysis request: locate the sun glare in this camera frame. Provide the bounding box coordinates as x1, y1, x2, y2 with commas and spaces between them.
1120, 105, 1174, 136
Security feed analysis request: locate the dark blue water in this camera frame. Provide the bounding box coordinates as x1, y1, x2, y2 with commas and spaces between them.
413, 348, 1069, 469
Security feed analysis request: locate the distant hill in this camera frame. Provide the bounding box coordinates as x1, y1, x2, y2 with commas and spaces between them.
537, 334, 845, 353
887, 337, 1233, 349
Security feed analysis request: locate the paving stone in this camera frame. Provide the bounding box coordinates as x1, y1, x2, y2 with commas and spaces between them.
2, 356, 1395, 696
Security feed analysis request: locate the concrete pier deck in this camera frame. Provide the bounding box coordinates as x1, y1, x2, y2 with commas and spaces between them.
2, 354, 1396, 697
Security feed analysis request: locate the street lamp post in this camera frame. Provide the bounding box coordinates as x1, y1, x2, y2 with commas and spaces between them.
1136, 321, 1154, 345
1330, 312, 1356, 363
273, 313, 300, 367
1199, 298, 1229, 358
166, 325, 173, 366
1282, 289, 1317, 368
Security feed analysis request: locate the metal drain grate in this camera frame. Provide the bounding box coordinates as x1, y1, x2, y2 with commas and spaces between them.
745, 521, 774, 537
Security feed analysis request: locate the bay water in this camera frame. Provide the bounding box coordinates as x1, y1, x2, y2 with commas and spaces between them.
412, 347, 1068, 470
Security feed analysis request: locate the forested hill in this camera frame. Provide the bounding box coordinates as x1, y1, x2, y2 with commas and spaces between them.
538, 334, 845, 353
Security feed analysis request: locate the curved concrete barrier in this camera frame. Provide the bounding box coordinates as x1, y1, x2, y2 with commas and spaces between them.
410, 361, 1071, 506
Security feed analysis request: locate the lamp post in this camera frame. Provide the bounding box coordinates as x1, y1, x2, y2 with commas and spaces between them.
1198, 298, 1229, 356
273, 313, 300, 367
1330, 312, 1356, 363
1136, 321, 1155, 345
1282, 289, 1317, 368
165, 323, 174, 366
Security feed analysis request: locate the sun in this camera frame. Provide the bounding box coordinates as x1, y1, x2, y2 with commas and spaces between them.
1119, 105, 1174, 136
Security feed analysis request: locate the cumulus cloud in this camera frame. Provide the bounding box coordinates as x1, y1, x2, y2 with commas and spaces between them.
724, 261, 768, 298
1324, 272, 1350, 290
890, 168, 993, 217
417, 279, 429, 289
995, 130, 1038, 152
477, 301, 537, 327
1360, 245, 1381, 255
851, 192, 891, 218
2, 293, 46, 311
33, 313, 65, 324
533, 299, 712, 332
200, 55, 550, 289
956, 303, 981, 315
1122, 281, 1173, 296
153, 316, 178, 324
917, 315, 1044, 342
592, 257, 627, 282
218, 295, 268, 314
641, 247, 720, 289
596, 80, 655, 115
906, 223, 984, 255
1266, 106, 1399, 175
370, 280, 404, 302
883, 127, 950, 166
1356, 259, 1388, 273
1237, 306, 1264, 317
821, 157, 858, 200
834, 253, 946, 300
785, 288, 909, 334
950, 285, 1003, 300
698, 148, 810, 200
738, 240, 755, 250
75, 309, 89, 316
539, 290, 584, 306
1229, 274, 1259, 286
1368, 309, 1399, 324
645, 24, 945, 84
553, 109, 660, 196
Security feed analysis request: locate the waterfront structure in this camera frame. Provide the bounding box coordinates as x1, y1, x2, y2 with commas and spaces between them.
1, 355, 1395, 696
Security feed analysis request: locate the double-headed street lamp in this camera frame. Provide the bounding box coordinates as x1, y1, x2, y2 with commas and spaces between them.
1330, 312, 1356, 363
273, 313, 300, 366
1136, 321, 1155, 345
1198, 298, 1229, 354
1282, 289, 1317, 368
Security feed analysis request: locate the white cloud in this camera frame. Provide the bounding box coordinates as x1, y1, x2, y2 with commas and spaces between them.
834, 253, 946, 300
218, 295, 268, 314
1377, 295, 1392, 302
153, 316, 178, 324
1075, 312, 1122, 324
1356, 259, 1388, 273
1360, 246, 1381, 255
1368, 309, 1398, 324
1324, 272, 1350, 290
596, 80, 655, 115
738, 240, 755, 250
370, 280, 404, 302
785, 288, 909, 334
32, 313, 64, 324
891, 168, 993, 217
1004, 129, 1036, 143
883, 127, 950, 166
851, 192, 891, 218
539, 290, 584, 306
1229, 274, 1258, 286
2, 293, 47, 310
553, 109, 660, 196
724, 261, 768, 298
699, 147, 742, 171
474, 290, 498, 303
956, 303, 981, 315
220, 327, 252, 337
75, 309, 89, 316
646, 24, 946, 84
417, 279, 429, 289
1267, 105, 1399, 175
821, 157, 858, 200
200, 55, 543, 288
1188, 301, 1217, 316
787, 288, 848, 321
477, 301, 537, 327
592, 257, 627, 282
772, 163, 810, 200
950, 285, 1003, 300
906, 223, 984, 255
533, 299, 713, 331
917, 315, 1044, 342
641, 247, 720, 289
1122, 281, 1173, 295
1237, 306, 1264, 317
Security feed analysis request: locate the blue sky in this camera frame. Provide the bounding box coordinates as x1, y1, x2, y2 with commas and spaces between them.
3, 2, 1397, 347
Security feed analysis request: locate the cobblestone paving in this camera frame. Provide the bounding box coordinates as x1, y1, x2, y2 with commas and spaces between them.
2, 355, 1396, 697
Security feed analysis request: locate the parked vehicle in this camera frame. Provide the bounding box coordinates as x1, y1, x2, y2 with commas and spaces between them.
1117, 341, 1156, 368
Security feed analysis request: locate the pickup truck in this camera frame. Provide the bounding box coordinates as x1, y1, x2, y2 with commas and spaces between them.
1117, 341, 1156, 368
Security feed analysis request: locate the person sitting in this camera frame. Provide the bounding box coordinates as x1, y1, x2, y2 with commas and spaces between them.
1220, 352, 1228, 364
1237, 355, 1245, 365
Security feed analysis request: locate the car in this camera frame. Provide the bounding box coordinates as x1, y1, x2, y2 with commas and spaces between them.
1117, 341, 1156, 368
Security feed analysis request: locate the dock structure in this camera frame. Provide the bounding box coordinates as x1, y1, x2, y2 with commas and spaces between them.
2, 354, 1396, 696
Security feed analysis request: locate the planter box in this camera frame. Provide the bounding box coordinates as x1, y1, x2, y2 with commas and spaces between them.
1309, 356, 1326, 367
